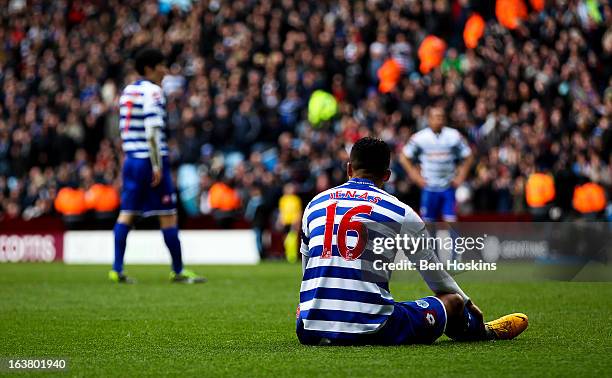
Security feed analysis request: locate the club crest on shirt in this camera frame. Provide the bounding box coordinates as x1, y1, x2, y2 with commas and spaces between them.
416, 299, 429, 308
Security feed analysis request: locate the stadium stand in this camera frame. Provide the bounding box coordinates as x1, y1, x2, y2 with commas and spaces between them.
0, 0, 610, 235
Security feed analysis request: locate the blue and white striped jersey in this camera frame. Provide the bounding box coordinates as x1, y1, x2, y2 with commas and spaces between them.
299, 178, 424, 337
119, 80, 168, 159
403, 127, 471, 190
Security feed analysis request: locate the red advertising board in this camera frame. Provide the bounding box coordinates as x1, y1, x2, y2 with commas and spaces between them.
0, 232, 64, 262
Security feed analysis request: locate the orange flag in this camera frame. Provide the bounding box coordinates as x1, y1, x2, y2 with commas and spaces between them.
573, 183, 606, 214
529, 0, 545, 12
377, 59, 401, 93
418, 35, 447, 74
464, 13, 486, 49
85, 184, 120, 212
54, 187, 87, 216
496, 0, 528, 30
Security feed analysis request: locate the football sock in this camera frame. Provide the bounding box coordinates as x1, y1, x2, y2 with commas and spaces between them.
446, 305, 488, 341
162, 226, 183, 274
113, 222, 131, 273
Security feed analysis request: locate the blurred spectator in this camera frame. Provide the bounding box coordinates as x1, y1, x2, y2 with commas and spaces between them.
207, 178, 241, 227
278, 183, 302, 263
245, 185, 266, 258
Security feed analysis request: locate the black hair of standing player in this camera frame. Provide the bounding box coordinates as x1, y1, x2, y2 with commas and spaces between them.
134, 48, 166, 75
349, 137, 391, 180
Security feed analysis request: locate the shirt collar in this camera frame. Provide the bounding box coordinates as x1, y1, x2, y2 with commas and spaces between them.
348, 177, 375, 186
135, 78, 150, 85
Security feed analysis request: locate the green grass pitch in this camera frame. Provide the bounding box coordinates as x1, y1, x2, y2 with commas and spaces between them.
1, 263, 611, 377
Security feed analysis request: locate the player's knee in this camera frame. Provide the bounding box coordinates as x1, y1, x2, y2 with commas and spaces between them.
117, 212, 135, 225
159, 214, 177, 228
440, 293, 464, 318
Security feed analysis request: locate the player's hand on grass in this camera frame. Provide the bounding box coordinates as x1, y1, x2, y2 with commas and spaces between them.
151, 168, 162, 187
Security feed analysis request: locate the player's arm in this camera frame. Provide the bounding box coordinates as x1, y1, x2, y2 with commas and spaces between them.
143, 88, 165, 187
400, 138, 426, 188
300, 206, 311, 275
145, 125, 163, 187
399, 153, 426, 189
302, 254, 309, 275
451, 136, 473, 187
401, 221, 469, 302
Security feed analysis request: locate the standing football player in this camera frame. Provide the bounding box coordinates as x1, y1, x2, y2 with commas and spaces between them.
296, 137, 527, 345
400, 104, 473, 222
109, 48, 205, 284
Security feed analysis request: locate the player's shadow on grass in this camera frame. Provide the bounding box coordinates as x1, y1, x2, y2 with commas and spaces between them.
433, 337, 529, 347
297, 338, 528, 348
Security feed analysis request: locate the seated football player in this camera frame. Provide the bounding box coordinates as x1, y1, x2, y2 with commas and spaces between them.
296, 137, 528, 345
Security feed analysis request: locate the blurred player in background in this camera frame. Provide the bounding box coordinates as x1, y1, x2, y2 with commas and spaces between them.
109, 48, 205, 284
400, 104, 473, 222
296, 137, 527, 345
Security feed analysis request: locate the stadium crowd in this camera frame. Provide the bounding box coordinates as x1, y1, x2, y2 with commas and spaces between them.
0, 0, 611, 232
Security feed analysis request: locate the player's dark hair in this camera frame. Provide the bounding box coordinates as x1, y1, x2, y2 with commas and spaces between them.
349, 137, 391, 179
134, 48, 166, 75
